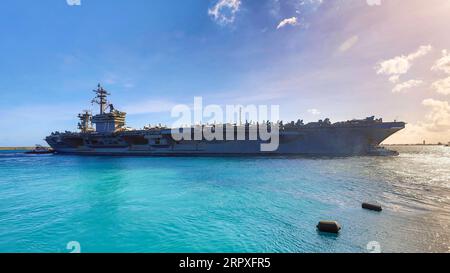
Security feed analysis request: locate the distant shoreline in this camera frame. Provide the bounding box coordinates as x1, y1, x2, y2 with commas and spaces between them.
0, 147, 35, 151
382, 144, 448, 146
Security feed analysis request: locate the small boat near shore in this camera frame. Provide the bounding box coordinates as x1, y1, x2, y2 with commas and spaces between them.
368, 146, 399, 156
25, 145, 55, 155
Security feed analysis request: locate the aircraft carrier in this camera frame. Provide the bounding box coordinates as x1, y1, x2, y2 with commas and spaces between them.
45, 85, 406, 156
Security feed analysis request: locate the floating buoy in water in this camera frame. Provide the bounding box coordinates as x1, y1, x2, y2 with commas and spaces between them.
317, 221, 341, 233
362, 203, 382, 212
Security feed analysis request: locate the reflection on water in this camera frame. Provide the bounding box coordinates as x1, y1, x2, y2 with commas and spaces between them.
0, 145, 449, 253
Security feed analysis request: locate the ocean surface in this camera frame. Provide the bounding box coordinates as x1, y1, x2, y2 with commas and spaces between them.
0, 145, 449, 253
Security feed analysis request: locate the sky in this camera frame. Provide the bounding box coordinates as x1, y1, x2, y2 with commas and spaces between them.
0, 0, 449, 145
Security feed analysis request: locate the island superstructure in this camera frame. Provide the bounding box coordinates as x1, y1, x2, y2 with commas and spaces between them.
45, 84, 406, 156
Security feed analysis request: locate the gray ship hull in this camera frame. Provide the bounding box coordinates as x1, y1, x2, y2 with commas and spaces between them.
46, 122, 405, 156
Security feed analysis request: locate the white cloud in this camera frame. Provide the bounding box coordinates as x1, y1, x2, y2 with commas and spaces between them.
376, 45, 432, 75
421, 98, 450, 132
208, 0, 241, 25
407, 45, 433, 60
430, 50, 450, 95
431, 76, 450, 95
431, 49, 450, 74
366, 0, 381, 6
389, 75, 400, 83
298, 0, 324, 6
392, 79, 423, 93
338, 35, 359, 53
66, 0, 81, 6
307, 108, 321, 115
277, 17, 298, 29
385, 98, 450, 144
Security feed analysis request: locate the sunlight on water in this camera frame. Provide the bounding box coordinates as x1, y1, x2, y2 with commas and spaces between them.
0, 146, 449, 253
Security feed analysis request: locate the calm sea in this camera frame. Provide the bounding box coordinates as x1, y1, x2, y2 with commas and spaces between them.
0, 146, 449, 253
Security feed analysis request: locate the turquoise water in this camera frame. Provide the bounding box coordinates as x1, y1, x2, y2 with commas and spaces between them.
0, 146, 449, 253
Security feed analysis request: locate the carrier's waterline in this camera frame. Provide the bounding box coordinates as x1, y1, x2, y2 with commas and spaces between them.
45, 85, 405, 156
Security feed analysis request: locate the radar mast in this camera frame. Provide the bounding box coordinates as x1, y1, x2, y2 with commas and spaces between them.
91, 84, 110, 115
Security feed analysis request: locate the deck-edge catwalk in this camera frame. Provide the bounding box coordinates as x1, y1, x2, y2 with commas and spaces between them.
45, 84, 406, 156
